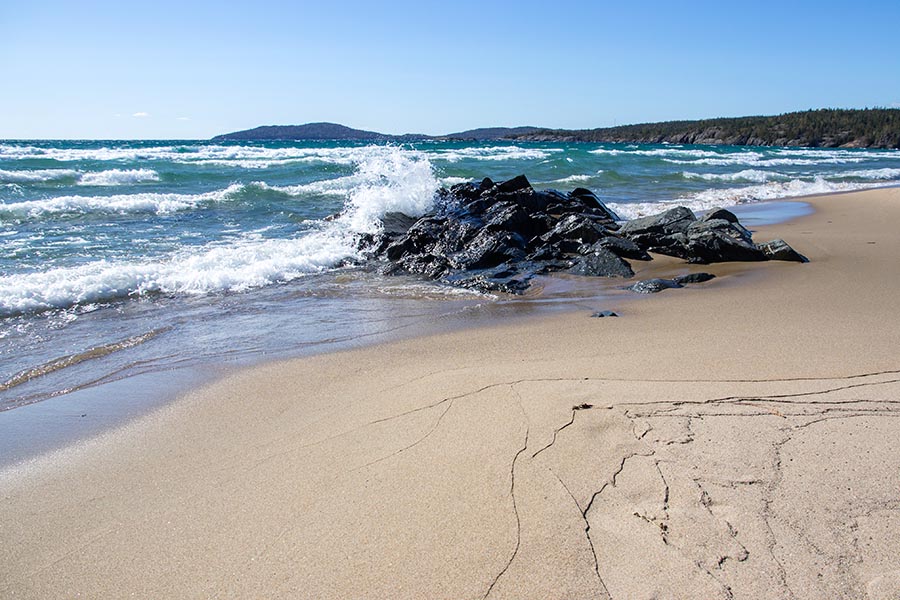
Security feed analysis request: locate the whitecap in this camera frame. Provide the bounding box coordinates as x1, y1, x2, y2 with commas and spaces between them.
0, 169, 78, 183
682, 169, 779, 183
834, 168, 900, 180
548, 174, 596, 185
77, 169, 160, 186
0, 184, 246, 219
431, 146, 562, 163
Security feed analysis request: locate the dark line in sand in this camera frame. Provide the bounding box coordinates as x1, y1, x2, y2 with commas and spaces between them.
482, 386, 529, 599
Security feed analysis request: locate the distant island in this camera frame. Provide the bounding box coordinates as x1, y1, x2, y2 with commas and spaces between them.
212, 109, 900, 149
211, 123, 541, 142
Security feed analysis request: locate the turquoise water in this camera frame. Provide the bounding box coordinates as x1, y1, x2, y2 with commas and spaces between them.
1, 139, 899, 414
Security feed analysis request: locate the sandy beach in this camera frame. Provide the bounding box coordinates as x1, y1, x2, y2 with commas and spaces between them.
2, 187, 899, 599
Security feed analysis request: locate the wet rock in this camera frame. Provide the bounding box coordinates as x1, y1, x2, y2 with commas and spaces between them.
539, 213, 610, 253
483, 201, 544, 239
381, 212, 419, 237
758, 239, 808, 262
451, 229, 526, 270
570, 187, 621, 222
620, 207, 696, 258
701, 207, 740, 224
673, 272, 716, 285
494, 174, 533, 194
363, 176, 805, 294
627, 278, 684, 294
620, 206, 697, 237
588, 236, 652, 261
568, 247, 634, 278
384, 217, 444, 260
444, 264, 534, 294
685, 219, 765, 263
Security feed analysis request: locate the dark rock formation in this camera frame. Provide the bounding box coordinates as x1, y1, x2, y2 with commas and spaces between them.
627, 278, 685, 294
358, 175, 806, 294
758, 239, 809, 263
628, 272, 717, 294
591, 310, 619, 318
674, 272, 717, 285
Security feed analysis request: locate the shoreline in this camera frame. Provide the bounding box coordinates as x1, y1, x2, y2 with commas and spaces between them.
3, 187, 900, 598
0, 196, 818, 470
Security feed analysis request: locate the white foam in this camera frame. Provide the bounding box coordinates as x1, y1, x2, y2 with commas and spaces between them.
0, 147, 441, 316
439, 176, 471, 187
683, 177, 888, 207
682, 169, 779, 183
590, 147, 762, 160
0, 184, 245, 219
548, 174, 596, 185
77, 169, 160, 186
0, 169, 78, 183
337, 149, 438, 233
587, 144, 898, 168
664, 155, 871, 167
0, 143, 419, 170
433, 146, 562, 163
609, 177, 889, 220
0, 232, 353, 317
836, 168, 900, 180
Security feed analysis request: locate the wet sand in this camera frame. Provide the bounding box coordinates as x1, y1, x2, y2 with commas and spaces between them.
2, 187, 899, 599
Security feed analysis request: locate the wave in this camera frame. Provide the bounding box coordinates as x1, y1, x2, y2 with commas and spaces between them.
439, 176, 471, 187
0, 143, 399, 169
0, 184, 247, 219
682, 169, 780, 183
591, 147, 748, 160
609, 177, 889, 220
547, 174, 598, 185
77, 169, 160, 186
0, 168, 160, 187
587, 145, 898, 169
684, 177, 888, 207
664, 155, 871, 167
0, 148, 439, 316
0, 169, 79, 183
835, 168, 900, 180
431, 146, 562, 163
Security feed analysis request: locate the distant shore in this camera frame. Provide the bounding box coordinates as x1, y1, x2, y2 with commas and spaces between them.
212, 109, 900, 149
3, 186, 900, 598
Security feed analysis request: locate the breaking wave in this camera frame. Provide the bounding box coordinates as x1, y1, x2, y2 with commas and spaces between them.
682, 169, 780, 183
0, 184, 246, 219
431, 146, 563, 163
609, 177, 889, 220
548, 174, 597, 185
77, 169, 160, 186
0, 169, 79, 183
0, 148, 439, 316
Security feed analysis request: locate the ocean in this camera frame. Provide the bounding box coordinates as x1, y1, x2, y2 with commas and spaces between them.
1, 139, 899, 446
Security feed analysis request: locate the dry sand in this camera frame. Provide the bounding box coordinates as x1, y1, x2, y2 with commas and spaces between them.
2, 188, 900, 599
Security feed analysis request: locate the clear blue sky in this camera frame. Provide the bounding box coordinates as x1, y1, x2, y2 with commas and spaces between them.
3, 0, 899, 139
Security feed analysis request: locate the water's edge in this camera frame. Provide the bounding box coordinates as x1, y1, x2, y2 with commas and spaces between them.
0, 199, 816, 470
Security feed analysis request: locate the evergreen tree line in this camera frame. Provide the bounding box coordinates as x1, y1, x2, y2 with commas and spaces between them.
515, 109, 900, 149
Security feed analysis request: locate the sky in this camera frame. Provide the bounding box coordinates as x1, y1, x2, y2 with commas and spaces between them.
2, 0, 900, 139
